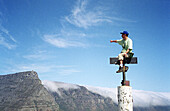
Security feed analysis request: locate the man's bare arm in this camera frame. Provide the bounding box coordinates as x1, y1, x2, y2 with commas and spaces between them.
110, 40, 117, 43
126, 49, 132, 54
126, 49, 129, 54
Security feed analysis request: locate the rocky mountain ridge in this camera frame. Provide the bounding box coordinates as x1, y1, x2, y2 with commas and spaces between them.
0, 71, 59, 111
43, 80, 170, 111
43, 81, 117, 111
0, 71, 170, 111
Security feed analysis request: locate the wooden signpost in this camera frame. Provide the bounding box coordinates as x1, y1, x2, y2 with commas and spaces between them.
110, 56, 138, 111
110, 57, 137, 86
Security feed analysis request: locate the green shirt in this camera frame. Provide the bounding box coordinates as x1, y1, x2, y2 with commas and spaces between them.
117, 38, 133, 53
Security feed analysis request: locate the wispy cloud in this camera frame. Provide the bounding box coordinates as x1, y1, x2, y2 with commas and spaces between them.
23, 50, 52, 60
58, 69, 81, 76
0, 12, 17, 49
0, 35, 16, 49
65, 0, 136, 28
6, 64, 56, 74
65, 0, 112, 28
43, 34, 87, 48
43, 0, 135, 48
85, 86, 170, 107
5, 63, 80, 76
0, 25, 17, 43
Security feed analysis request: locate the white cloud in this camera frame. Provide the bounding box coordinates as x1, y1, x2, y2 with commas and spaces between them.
65, 0, 112, 28
0, 19, 17, 49
8, 64, 57, 74
43, 0, 135, 48
43, 34, 87, 48
65, 0, 136, 28
58, 69, 81, 76
0, 25, 17, 43
23, 54, 46, 60
5, 63, 80, 76
23, 50, 51, 60
42, 80, 80, 96
43, 80, 170, 107
60, 29, 86, 38
0, 36, 16, 49
85, 85, 170, 107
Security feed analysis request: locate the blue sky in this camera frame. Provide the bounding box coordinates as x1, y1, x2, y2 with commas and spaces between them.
0, 0, 169, 92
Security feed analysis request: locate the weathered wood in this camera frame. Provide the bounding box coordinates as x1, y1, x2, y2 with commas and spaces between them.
110, 57, 138, 64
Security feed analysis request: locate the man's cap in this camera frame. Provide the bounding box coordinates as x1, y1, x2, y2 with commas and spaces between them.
120, 31, 129, 35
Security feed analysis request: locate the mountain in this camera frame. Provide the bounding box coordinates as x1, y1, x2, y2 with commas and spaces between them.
0, 71, 59, 111
0, 71, 169, 111
42, 80, 170, 111
43, 80, 117, 111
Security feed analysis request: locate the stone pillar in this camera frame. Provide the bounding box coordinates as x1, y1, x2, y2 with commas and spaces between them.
117, 86, 133, 111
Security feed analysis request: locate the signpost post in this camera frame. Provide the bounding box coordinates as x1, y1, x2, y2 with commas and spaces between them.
110, 56, 137, 111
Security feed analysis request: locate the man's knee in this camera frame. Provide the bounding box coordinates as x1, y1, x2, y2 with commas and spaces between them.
118, 53, 124, 60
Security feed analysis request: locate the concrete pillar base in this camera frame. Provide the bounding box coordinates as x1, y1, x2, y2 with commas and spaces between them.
118, 86, 133, 111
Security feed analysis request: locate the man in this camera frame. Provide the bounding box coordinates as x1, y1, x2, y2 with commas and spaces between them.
110, 31, 133, 73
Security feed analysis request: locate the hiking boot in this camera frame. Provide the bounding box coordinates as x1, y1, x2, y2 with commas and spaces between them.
116, 66, 129, 73
116, 67, 123, 73
125, 66, 129, 72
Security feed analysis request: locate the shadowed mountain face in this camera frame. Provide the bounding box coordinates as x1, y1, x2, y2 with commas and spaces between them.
51, 85, 117, 111
43, 80, 170, 111
43, 81, 118, 111
0, 71, 169, 111
0, 71, 59, 111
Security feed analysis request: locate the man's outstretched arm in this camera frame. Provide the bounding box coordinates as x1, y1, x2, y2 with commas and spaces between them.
110, 40, 117, 43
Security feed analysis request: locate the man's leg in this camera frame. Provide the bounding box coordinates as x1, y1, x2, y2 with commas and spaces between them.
116, 53, 128, 73
116, 53, 124, 73
118, 53, 125, 66
120, 60, 123, 67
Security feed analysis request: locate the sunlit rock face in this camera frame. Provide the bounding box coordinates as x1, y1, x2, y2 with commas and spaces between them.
0, 71, 169, 111
0, 71, 59, 111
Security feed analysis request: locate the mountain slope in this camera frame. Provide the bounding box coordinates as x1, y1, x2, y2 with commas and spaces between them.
43, 80, 117, 111
43, 80, 170, 111
0, 71, 59, 111
0, 71, 169, 111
